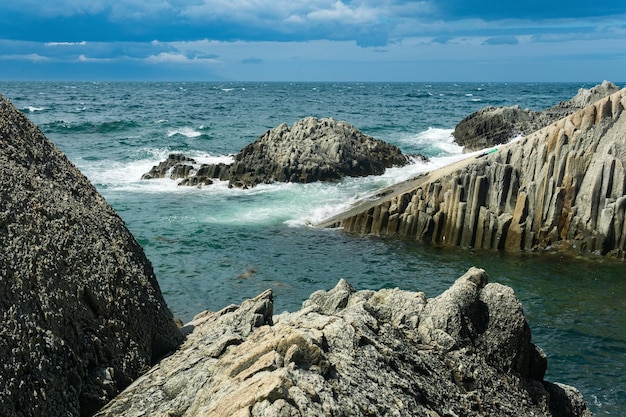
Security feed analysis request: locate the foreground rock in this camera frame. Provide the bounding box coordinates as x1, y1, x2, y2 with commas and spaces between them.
0, 95, 184, 416
142, 117, 412, 188
454, 81, 621, 151
95, 268, 590, 417
324, 88, 626, 258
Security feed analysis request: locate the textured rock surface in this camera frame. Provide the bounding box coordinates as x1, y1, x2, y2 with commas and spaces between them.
142, 117, 412, 188
0, 95, 184, 417
454, 81, 621, 152
328, 88, 626, 258
95, 268, 590, 417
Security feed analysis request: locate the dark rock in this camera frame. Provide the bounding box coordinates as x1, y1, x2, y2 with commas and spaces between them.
142, 117, 414, 188
94, 268, 591, 417
141, 153, 197, 180
454, 81, 621, 152
0, 94, 184, 417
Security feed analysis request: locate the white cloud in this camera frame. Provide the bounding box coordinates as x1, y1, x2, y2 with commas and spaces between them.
46, 41, 87, 47
144, 51, 220, 64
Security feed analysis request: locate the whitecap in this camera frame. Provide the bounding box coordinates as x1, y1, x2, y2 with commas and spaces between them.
167, 127, 202, 138
27, 106, 45, 113
395, 127, 463, 157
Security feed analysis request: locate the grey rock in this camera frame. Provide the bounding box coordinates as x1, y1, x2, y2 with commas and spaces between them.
143, 117, 413, 188
329, 87, 626, 258
95, 268, 590, 417
454, 81, 621, 152
0, 94, 184, 417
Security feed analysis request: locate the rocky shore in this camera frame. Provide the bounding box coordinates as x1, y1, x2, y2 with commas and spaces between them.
322, 86, 626, 258
95, 268, 590, 417
0, 88, 597, 417
142, 117, 414, 188
453, 81, 621, 152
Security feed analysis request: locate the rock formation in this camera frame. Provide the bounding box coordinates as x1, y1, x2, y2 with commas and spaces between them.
0, 94, 184, 417
454, 81, 621, 152
142, 117, 413, 188
94, 268, 590, 417
322, 88, 626, 258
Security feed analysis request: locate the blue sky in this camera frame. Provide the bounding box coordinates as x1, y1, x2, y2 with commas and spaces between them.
0, 0, 624, 82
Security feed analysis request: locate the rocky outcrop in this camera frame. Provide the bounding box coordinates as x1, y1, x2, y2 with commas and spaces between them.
454, 81, 621, 152
0, 95, 184, 417
323, 88, 626, 258
95, 268, 590, 417
142, 117, 412, 188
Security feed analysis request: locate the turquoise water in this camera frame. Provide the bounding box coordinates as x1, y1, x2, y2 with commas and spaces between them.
1, 81, 624, 415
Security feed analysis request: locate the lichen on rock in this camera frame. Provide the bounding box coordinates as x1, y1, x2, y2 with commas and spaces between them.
0, 94, 184, 417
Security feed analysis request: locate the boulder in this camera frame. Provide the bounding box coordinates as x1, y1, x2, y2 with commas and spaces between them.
94, 268, 590, 417
454, 81, 621, 152
142, 117, 413, 188
0, 94, 184, 417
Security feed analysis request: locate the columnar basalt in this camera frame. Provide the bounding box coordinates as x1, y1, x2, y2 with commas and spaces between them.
328, 89, 626, 258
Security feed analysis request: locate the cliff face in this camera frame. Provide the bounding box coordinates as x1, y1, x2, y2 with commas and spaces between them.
329, 88, 626, 258
0, 95, 183, 417
94, 268, 590, 417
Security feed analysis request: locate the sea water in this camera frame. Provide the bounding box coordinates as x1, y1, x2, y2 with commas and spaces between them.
1, 81, 624, 415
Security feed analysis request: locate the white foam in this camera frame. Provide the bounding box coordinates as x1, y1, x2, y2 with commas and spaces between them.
27, 106, 45, 113
167, 127, 202, 138
396, 127, 463, 156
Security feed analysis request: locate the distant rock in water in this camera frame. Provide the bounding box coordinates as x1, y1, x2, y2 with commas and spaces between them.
0, 94, 184, 416
454, 81, 621, 152
95, 268, 591, 417
142, 117, 416, 188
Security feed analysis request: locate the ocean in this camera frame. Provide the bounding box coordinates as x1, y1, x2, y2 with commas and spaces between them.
1, 81, 624, 415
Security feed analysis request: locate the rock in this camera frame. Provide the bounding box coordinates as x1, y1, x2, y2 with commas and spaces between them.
329, 87, 626, 258
0, 94, 184, 417
142, 117, 413, 188
94, 268, 590, 417
141, 153, 197, 180
454, 81, 621, 152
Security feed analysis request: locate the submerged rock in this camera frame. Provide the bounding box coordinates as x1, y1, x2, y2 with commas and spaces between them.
142, 117, 414, 188
95, 268, 590, 417
0, 94, 184, 417
454, 81, 621, 152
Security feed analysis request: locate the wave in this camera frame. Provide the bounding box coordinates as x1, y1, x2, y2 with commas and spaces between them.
23, 106, 46, 113
78, 148, 235, 192
42, 120, 141, 134
167, 127, 204, 138
395, 127, 463, 157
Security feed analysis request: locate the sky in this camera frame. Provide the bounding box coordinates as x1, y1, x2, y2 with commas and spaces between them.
0, 0, 624, 82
